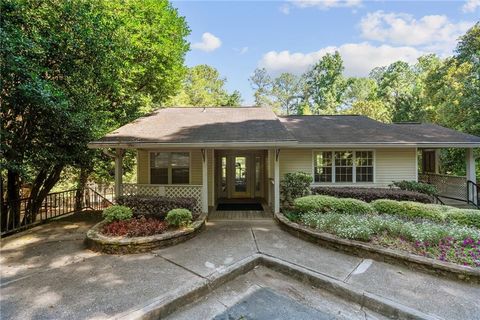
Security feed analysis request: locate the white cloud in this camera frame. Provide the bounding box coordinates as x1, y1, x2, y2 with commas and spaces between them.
291, 0, 362, 9
360, 11, 473, 54
192, 32, 222, 52
234, 47, 249, 55
281, 0, 361, 14
258, 42, 423, 77
462, 0, 480, 12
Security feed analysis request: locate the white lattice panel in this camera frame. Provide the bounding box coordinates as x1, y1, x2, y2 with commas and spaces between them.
165, 186, 202, 213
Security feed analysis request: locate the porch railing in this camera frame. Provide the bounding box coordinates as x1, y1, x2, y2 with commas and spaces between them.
419, 173, 468, 202
121, 183, 203, 213
1, 187, 112, 237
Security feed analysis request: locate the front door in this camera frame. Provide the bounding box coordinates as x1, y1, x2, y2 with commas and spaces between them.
216, 151, 265, 199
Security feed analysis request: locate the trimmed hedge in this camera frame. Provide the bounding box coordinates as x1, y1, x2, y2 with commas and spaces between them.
390, 180, 438, 196
102, 205, 133, 222
311, 186, 432, 203
166, 209, 193, 227
294, 195, 375, 215
447, 209, 480, 228
371, 199, 444, 221
117, 195, 197, 220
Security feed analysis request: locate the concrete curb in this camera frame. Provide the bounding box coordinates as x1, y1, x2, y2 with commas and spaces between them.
85, 212, 207, 254
274, 211, 480, 284
112, 254, 441, 320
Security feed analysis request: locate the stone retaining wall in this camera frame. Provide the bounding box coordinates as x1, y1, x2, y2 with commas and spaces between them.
274, 211, 480, 284
85, 212, 207, 254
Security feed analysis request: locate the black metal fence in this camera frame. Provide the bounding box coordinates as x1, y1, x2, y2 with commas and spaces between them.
1, 187, 113, 237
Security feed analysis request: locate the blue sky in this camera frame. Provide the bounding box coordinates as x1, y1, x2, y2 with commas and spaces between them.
172, 0, 479, 104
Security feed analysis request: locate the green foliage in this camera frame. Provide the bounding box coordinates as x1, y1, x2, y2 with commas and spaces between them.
102, 205, 133, 222
166, 65, 242, 106
301, 212, 480, 243
1, 0, 190, 226
371, 199, 443, 221
294, 195, 375, 215
280, 172, 313, 208
165, 208, 193, 227
447, 209, 480, 229
304, 52, 347, 114
390, 180, 438, 196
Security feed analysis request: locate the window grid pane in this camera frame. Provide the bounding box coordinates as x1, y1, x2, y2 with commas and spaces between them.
314, 152, 332, 182
334, 151, 353, 182
355, 151, 373, 182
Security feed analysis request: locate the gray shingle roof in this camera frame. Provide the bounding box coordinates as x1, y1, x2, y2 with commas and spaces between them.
94, 107, 296, 144
89, 107, 480, 147
278, 115, 480, 145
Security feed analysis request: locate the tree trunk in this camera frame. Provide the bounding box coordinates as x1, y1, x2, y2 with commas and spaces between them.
5, 170, 21, 230
24, 165, 63, 224
75, 167, 91, 211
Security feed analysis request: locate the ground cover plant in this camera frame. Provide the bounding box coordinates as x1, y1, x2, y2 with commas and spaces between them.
288, 195, 480, 268
100, 205, 194, 237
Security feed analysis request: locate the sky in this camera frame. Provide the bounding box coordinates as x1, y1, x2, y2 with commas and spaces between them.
172, 0, 479, 105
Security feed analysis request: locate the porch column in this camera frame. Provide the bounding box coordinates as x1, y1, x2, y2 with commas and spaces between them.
434, 149, 440, 174
466, 148, 477, 204
274, 148, 280, 213
114, 148, 124, 199
202, 149, 208, 213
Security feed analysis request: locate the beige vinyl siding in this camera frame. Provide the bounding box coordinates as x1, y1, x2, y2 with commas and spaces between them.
279, 148, 417, 187
137, 150, 149, 184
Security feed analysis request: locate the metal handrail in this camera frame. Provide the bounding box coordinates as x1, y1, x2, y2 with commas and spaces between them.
467, 180, 479, 209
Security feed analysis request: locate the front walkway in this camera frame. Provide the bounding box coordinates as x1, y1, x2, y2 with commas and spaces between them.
1, 212, 479, 320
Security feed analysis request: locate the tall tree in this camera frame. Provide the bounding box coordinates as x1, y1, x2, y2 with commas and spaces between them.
249, 68, 273, 107
166, 65, 242, 106
304, 52, 346, 114
0, 0, 190, 230
272, 73, 304, 115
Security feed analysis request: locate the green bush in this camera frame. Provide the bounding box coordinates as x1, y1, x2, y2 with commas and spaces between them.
390, 180, 438, 196
102, 205, 133, 222
371, 199, 445, 221
165, 208, 193, 227
446, 209, 480, 228
294, 195, 375, 215
280, 172, 313, 208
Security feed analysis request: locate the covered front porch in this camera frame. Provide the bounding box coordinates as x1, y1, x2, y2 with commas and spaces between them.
418, 148, 478, 208
111, 148, 282, 215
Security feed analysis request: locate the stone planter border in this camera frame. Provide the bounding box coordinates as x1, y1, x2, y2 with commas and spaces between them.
85, 212, 207, 254
274, 211, 480, 284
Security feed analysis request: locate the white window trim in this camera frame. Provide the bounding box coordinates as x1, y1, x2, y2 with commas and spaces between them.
311, 149, 376, 185
148, 151, 192, 185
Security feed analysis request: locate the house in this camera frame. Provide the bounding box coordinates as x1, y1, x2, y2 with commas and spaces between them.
88, 107, 480, 213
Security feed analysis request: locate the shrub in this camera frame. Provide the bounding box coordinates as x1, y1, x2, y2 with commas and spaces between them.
371, 199, 445, 221
294, 195, 375, 215
446, 209, 480, 228
117, 195, 197, 219
390, 180, 438, 196
311, 186, 432, 203
102, 205, 133, 222
102, 216, 167, 237
165, 208, 193, 227
280, 172, 313, 208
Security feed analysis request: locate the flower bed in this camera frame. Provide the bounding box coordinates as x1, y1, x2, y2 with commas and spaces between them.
102, 216, 168, 237
284, 195, 480, 271
85, 211, 207, 254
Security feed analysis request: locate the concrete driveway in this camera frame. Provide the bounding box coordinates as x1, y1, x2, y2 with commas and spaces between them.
1, 212, 479, 320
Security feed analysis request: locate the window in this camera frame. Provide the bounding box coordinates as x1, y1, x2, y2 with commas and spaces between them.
314, 152, 333, 182
355, 151, 373, 182
314, 150, 374, 183
150, 152, 190, 184
335, 151, 353, 182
